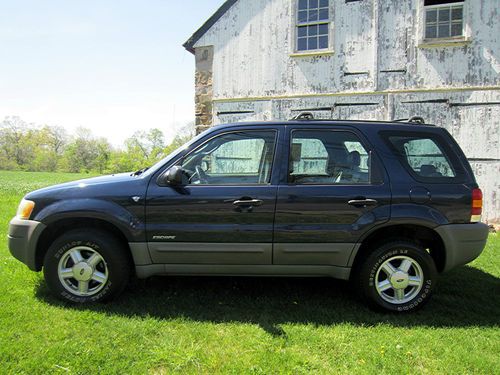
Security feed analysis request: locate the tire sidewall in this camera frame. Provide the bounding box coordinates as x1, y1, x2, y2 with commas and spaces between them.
44, 230, 129, 303
361, 243, 437, 312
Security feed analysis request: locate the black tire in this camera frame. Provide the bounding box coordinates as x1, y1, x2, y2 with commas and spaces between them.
355, 240, 437, 312
43, 229, 131, 303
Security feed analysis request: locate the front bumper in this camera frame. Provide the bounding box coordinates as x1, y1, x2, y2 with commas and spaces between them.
8, 217, 46, 271
435, 223, 489, 272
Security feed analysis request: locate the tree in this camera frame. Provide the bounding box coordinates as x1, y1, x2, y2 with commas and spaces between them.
28, 125, 69, 171
61, 127, 111, 173
164, 122, 195, 156
121, 128, 167, 170
0, 116, 196, 174
0, 116, 33, 169
41, 125, 68, 155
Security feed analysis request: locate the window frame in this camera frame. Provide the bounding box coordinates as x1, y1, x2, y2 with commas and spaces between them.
294, 0, 333, 54
160, 129, 279, 187
424, 1, 465, 40
418, 0, 470, 47
287, 128, 382, 186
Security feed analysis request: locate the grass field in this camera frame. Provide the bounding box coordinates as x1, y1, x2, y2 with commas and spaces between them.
0, 170, 499, 374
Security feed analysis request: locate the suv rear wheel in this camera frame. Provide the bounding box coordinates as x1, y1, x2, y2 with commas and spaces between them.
43, 229, 130, 303
356, 240, 437, 312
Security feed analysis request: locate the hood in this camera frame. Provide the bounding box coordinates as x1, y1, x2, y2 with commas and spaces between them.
25, 173, 144, 200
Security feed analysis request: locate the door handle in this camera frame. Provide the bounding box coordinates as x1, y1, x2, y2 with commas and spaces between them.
348, 199, 378, 207
233, 199, 264, 207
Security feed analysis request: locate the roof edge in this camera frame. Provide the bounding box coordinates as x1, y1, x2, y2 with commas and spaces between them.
183, 0, 239, 54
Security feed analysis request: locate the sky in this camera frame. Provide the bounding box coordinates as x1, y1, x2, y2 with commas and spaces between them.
0, 0, 223, 145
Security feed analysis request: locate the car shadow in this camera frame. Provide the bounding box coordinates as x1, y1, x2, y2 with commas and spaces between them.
35, 265, 500, 334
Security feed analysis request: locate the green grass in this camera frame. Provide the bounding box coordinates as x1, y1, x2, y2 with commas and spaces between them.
0, 171, 499, 374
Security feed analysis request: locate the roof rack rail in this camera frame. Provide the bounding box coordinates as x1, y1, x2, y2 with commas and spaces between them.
290, 112, 315, 121
394, 116, 426, 124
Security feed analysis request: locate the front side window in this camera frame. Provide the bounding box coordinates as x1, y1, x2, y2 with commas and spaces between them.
181, 131, 276, 185
424, 0, 464, 39
296, 0, 330, 52
289, 130, 373, 185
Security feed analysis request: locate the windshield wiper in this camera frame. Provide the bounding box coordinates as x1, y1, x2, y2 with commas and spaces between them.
132, 167, 150, 176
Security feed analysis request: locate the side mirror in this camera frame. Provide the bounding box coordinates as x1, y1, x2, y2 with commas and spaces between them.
164, 166, 187, 186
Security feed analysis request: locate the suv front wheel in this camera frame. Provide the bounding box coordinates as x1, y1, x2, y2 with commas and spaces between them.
43, 229, 131, 303
356, 241, 437, 312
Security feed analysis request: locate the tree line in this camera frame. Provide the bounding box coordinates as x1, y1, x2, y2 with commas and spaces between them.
0, 116, 194, 174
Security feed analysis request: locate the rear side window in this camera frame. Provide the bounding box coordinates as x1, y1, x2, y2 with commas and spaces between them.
384, 132, 465, 182
289, 130, 382, 185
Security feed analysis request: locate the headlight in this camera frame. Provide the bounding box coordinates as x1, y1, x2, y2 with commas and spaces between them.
16, 199, 35, 220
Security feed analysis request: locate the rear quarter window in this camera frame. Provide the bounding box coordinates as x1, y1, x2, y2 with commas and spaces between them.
382, 131, 467, 183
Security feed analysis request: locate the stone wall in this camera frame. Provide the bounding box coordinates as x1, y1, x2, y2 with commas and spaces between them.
194, 46, 214, 134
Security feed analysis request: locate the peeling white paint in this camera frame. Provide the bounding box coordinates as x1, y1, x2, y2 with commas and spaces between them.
191, 0, 500, 221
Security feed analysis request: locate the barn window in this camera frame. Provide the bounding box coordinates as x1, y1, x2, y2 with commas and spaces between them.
296, 0, 330, 52
424, 0, 464, 39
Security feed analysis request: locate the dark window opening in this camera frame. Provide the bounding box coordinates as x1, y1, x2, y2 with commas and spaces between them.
424, 0, 462, 5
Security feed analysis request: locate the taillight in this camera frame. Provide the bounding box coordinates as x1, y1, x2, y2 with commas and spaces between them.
471, 188, 483, 223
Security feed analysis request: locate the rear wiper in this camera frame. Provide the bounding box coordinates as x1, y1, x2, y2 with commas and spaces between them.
132, 167, 150, 176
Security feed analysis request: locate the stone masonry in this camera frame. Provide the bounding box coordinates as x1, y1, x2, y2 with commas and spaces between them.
194, 46, 214, 134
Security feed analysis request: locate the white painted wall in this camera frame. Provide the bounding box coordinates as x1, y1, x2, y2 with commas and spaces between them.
195, 0, 499, 96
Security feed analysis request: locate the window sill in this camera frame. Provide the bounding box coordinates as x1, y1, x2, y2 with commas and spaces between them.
290, 50, 334, 58
418, 37, 472, 48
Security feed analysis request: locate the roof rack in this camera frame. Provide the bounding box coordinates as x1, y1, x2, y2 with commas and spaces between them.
394, 116, 426, 124
288, 112, 430, 125
290, 112, 315, 121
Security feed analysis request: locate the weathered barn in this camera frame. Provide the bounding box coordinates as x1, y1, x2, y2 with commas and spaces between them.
184, 0, 500, 222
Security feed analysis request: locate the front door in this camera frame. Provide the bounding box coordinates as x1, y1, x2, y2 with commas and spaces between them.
274, 127, 391, 266
146, 128, 280, 265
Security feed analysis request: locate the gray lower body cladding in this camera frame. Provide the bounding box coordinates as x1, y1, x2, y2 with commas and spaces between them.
134, 264, 352, 280
130, 242, 358, 280
129, 222, 490, 280
8, 218, 46, 271
435, 222, 489, 272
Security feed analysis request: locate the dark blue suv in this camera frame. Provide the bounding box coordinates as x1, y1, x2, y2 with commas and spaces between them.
8, 119, 489, 312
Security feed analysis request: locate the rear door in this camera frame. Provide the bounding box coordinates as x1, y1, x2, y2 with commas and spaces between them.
146, 127, 282, 265
274, 126, 391, 266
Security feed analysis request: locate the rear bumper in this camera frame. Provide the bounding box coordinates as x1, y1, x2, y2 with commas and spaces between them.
8, 217, 46, 271
435, 223, 489, 272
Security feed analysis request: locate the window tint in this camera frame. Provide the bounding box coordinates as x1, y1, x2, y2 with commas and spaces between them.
182, 131, 276, 185
387, 135, 457, 179
289, 130, 372, 185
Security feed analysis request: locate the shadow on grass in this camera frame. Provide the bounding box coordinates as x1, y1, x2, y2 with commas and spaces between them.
35, 265, 500, 333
